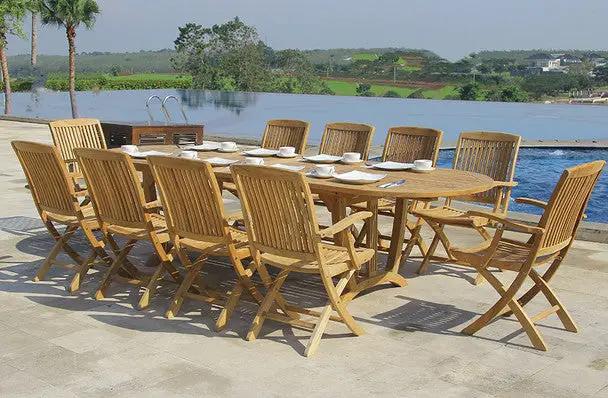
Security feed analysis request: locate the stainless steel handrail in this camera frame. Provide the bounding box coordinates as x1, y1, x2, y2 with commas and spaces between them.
162, 95, 189, 124
145, 95, 164, 123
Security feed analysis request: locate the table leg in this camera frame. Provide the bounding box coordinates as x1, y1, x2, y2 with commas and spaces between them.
386, 198, 409, 274
365, 199, 379, 276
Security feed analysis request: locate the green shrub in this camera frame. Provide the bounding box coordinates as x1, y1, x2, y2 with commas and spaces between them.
44, 73, 193, 91
383, 90, 401, 98
407, 89, 425, 99
0, 78, 34, 92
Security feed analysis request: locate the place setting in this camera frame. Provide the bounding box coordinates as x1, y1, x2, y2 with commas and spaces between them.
242, 146, 299, 158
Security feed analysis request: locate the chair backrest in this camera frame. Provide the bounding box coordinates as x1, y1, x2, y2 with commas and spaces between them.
74, 148, 147, 229
382, 126, 443, 165
261, 119, 310, 154
12, 141, 78, 219
452, 131, 521, 210
318, 122, 375, 160
537, 160, 604, 254
148, 156, 228, 242
231, 165, 320, 260
49, 118, 107, 171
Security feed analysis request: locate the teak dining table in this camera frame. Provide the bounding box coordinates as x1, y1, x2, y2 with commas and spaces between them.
128, 146, 495, 300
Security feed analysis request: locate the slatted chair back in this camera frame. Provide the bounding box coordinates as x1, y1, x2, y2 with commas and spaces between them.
261, 119, 311, 154
382, 126, 443, 165
537, 160, 604, 255
148, 156, 227, 242
452, 131, 521, 212
12, 141, 78, 219
74, 148, 147, 229
318, 122, 375, 160
231, 165, 320, 260
49, 118, 107, 172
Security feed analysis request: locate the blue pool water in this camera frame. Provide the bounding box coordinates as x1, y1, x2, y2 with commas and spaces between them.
4, 88, 608, 222
437, 148, 608, 222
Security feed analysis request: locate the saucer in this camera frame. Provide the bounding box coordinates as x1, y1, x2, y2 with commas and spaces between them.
306, 170, 334, 179
411, 167, 435, 173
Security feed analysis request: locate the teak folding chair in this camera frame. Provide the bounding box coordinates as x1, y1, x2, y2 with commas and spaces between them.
74, 148, 182, 309
318, 122, 375, 159
147, 156, 293, 329
49, 118, 106, 174
451, 160, 604, 350
223, 119, 310, 196
260, 119, 310, 154
409, 131, 521, 282
351, 126, 443, 254
12, 141, 118, 292
231, 165, 376, 357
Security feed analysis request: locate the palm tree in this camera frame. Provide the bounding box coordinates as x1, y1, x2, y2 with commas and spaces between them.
0, 0, 29, 114
39, 0, 99, 118
30, 12, 38, 66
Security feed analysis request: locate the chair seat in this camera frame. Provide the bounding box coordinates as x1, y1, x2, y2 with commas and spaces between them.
261, 244, 375, 277
414, 206, 489, 227
350, 198, 396, 213
223, 182, 239, 196
179, 228, 250, 257
107, 214, 170, 242
46, 205, 99, 229
451, 240, 558, 272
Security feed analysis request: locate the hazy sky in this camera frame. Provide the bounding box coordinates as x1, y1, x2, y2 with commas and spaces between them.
8, 0, 608, 60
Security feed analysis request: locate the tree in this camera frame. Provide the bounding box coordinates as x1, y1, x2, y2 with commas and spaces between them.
458, 82, 482, 101
593, 65, 608, 83
356, 83, 372, 96
486, 84, 529, 102
39, 0, 100, 118
0, 0, 29, 114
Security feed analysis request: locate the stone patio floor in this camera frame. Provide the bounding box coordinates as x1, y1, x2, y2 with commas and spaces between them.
0, 120, 607, 397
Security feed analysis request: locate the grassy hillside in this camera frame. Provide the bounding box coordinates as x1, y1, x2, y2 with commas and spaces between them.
303, 48, 443, 65
473, 49, 608, 62
324, 79, 457, 99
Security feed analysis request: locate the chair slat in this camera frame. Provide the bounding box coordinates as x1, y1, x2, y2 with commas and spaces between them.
49, 118, 107, 172
261, 120, 310, 154
318, 122, 375, 159
382, 126, 443, 164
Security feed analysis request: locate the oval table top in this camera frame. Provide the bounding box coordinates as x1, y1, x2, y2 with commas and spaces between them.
129, 146, 496, 200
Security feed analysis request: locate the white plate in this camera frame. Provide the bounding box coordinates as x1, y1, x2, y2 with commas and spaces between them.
271, 164, 305, 172
333, 170, 386, 185
276, 153, 298, 158
185, 141, 220, 151
303, 154, 342, 164
371, 161, 414, 171
205, 157, 238, 167
130, 150, 167, 158
242, 148, 279, 157
411, 167, 435, 173
306, 170, 334, 179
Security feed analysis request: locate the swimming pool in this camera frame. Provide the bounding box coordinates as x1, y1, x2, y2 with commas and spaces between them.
436, 147, 607, 223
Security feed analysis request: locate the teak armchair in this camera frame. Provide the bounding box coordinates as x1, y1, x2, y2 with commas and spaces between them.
74, 148, 182, 309
318, 122, 375, 159
261, 119, 310, 154
12, 141, 117, 292
147, 156, 293, 329
351, 126, 443, 254
231, 165, 376, 357
451, 160, 604, 350
49, 118, 106, 174
409, 131, 521, 282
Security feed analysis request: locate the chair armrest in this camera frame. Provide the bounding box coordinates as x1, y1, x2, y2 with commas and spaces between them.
318, 211, 373, 238
225, 211, 243, 222
143, 200, 162, 211
465, 210, 544, 235
494, 181, 518, 188
515, 197, 547, 209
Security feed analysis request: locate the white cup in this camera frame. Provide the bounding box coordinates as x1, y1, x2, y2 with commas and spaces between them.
314, 164, 335, 177
414, 159, 433, 170
220, 141, 237, 151
244, 157, 264, 166
278, 146, 296, 157
121, 145, 138, 154
342, 152, 361, 163
179, 150, 197, 159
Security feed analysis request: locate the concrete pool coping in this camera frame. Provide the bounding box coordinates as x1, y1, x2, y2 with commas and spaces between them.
2, 117, 606, 243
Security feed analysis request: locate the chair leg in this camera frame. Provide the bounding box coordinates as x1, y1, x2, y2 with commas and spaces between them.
216, 282, 244, 332
529, 269, 578, 332
68, 249, 98, 293
246, 269, 290, 341
138, 261, 168, 310
305, 269, 364, 357
166, 259, 203, 319
417, 233, 440, 274
254, 257, 299, 320
463, 267, 547, 351
95, 238, 136, 300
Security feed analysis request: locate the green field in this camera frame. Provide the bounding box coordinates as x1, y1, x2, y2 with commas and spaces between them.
325, 79, 456, 99
352, 52, 379, 61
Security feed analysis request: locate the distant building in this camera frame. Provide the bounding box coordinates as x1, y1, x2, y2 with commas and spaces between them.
527, 53, 553, 68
